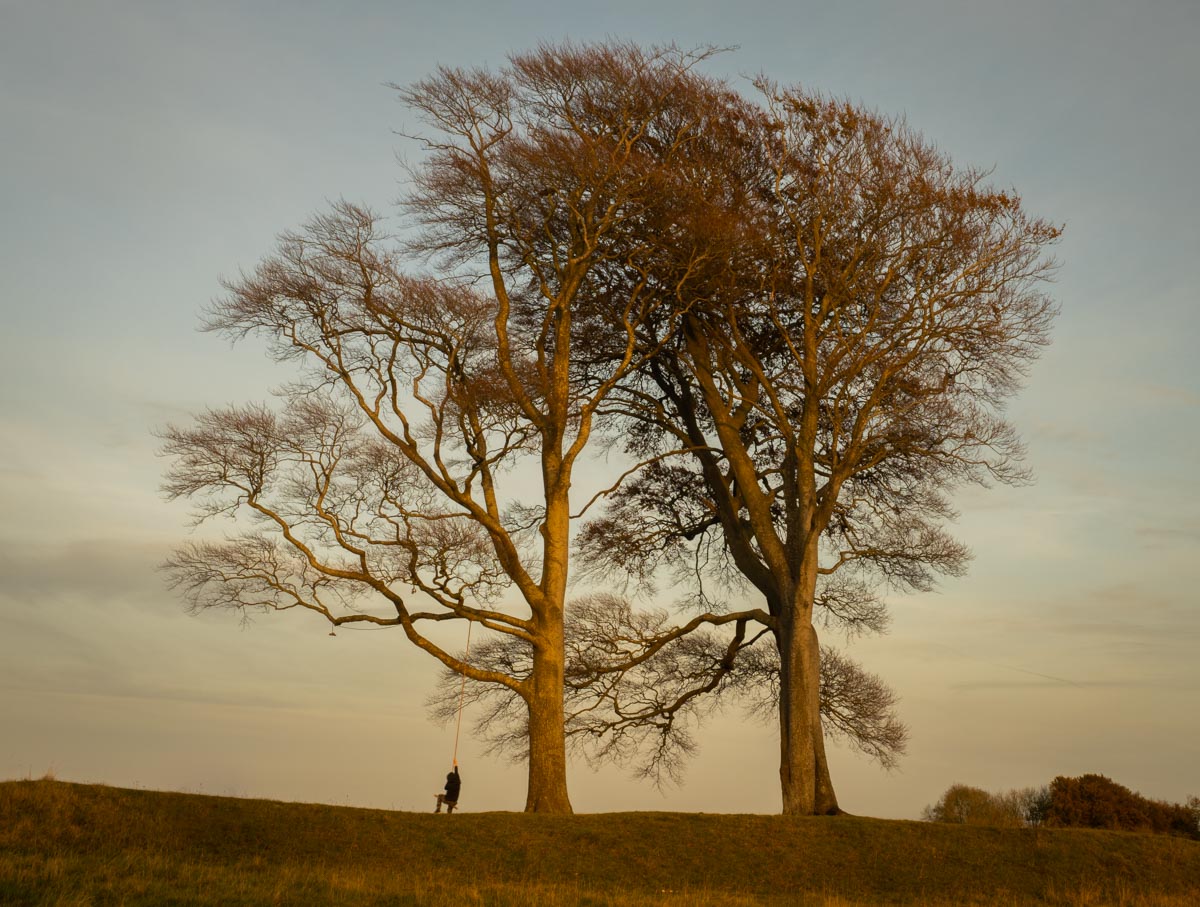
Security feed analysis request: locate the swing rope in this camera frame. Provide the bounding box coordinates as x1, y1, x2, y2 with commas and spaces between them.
451, 618, 473, 764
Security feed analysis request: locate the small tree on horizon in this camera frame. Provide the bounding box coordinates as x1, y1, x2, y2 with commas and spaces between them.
922, 784, 1030, 828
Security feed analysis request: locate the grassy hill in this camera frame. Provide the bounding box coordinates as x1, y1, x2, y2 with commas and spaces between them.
3, 779, 1198, 906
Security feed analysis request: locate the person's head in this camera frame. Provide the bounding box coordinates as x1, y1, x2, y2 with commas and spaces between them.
447, 772, 455, 782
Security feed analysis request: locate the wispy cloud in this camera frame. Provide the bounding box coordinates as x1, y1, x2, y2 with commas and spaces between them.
949, 679, 1127, 692
1135, 382, 1200, 408
1028, 420, 1103, 446
1135, 523, 1200, 551
0, 538, 172, 610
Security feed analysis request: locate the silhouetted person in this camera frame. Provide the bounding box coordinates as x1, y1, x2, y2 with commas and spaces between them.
435, 762, 461, 813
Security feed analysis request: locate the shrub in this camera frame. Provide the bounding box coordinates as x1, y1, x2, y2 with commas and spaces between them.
922, 784, 1027, 828
1022, 785, 1052, 826
924, 777, 1197, 838
1044, 775, 1199, 839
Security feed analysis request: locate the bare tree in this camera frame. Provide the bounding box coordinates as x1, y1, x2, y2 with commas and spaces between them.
160, 42, 742, 814
578, 85, 1060, 813
921, 784, 1031, 827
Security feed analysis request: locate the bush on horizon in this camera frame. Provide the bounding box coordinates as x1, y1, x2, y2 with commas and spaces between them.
923, 775, 1198, 838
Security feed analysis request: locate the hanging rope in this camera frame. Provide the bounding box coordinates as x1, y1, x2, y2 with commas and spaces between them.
451, 618, 473, 764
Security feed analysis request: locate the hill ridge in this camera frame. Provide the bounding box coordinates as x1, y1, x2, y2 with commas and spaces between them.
3, 779, 1198, 905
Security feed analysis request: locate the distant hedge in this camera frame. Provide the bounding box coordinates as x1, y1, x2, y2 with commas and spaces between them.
923, 775, 1199, 839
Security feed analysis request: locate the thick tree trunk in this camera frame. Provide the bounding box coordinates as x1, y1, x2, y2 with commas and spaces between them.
520, 456, 574, 815
523, 611, 573, 814
777, 595, 840, 816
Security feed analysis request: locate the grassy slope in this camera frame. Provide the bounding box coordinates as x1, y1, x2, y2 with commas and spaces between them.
3, 780, 1199, 906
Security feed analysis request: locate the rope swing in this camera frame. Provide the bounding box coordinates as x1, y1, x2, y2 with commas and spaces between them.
434, 618, 470, 814
451, 618, 473, 764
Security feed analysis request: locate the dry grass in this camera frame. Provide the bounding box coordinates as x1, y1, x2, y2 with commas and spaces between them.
3, 780, 1198, 905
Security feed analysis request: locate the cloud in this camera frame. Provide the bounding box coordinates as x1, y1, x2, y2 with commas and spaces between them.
1135, 523, 1200, 551
0, 538, 173, 610
1027, 420, 1103, 446
1136, 382, 1200, 408
0, 534, 437, 724
949, 679, 1126, 692
0, 674, 305, 715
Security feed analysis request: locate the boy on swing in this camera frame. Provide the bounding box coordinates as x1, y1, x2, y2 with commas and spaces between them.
435, 761, 461, 813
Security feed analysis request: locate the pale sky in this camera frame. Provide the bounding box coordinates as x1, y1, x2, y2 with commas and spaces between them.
1, 0, 1197, 817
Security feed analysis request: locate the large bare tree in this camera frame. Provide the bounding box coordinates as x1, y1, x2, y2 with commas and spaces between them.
160, 42, 741, 814
575, 84, 1061, 814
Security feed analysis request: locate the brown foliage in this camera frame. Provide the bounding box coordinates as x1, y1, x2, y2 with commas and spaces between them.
923, 776, 1199, 839
1045, 774, 1199, 838
575, 80, 1060, 813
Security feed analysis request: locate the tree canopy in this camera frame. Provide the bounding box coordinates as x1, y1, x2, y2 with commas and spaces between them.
571, 81, 1060, 813
163, 40, 1059, 816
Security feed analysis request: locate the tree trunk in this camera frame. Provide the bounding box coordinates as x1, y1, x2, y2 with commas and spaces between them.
523, 613, 574, 814
777, 595, 840, 816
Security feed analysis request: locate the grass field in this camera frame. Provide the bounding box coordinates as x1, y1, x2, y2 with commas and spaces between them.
3, 779, 1199, 906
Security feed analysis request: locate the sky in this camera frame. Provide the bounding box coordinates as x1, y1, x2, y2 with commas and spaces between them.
1, 0, 1197, 818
